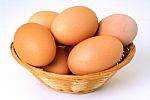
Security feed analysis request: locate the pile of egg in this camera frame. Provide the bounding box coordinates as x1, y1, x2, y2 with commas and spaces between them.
13, 6, 137, 75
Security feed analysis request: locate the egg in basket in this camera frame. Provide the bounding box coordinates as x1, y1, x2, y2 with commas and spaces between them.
10, 6, 137, 94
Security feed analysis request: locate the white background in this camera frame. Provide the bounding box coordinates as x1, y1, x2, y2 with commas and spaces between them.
0, 0, 150, 100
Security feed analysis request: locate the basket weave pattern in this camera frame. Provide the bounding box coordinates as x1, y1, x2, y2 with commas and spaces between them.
10, 43, 135, 94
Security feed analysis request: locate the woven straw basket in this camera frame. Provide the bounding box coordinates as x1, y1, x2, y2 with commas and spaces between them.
10, 42, 135, 94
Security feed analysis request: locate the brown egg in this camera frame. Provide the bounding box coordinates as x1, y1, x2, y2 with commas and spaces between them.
51, 6, 98, 45
14, 23, 56, 67
28, 11, 58, 30
65, 45, 74, 54
97, 14, 138, 46
68, 36, 123, 75
43, 47, 70, 75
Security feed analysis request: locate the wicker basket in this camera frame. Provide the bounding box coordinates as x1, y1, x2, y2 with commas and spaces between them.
10, 43, 135, 94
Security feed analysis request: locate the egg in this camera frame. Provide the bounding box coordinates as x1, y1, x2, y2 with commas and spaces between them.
28, 11, 58, 30
14, 23, 56, 67
51, 6, 98, 45
65, 45, 74, 54
97, 14, 138, 46
43, 47, 70, 75
68, 36, 123, 75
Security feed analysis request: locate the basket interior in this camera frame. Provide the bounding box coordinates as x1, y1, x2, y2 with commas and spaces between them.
10, 43, 135, 79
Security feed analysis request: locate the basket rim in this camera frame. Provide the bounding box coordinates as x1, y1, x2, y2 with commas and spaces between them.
10, 42, 135, 79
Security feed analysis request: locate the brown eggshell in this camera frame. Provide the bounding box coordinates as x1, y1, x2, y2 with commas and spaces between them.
65, 45, 74, 54
43, 47, 70, 75
14, 23, 56, 67
97, 14, 138, 46
68, 36, 123, 75
28, 11, 58, 30
51, 6, 98, 45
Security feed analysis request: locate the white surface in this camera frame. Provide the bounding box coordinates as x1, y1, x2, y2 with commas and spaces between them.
0, 0, 150, 100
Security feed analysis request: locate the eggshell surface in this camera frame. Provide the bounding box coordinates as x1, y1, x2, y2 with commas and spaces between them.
65, 45, 74, 54
43, 47, 70, 75
51, 6, 98, 45
97, 14, 138, 46
68, 36, 123, 75
28, 11, 58, 30
14, 23, 56, 67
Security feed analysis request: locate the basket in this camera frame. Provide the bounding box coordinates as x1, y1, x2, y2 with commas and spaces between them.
10, 42, 135, 94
